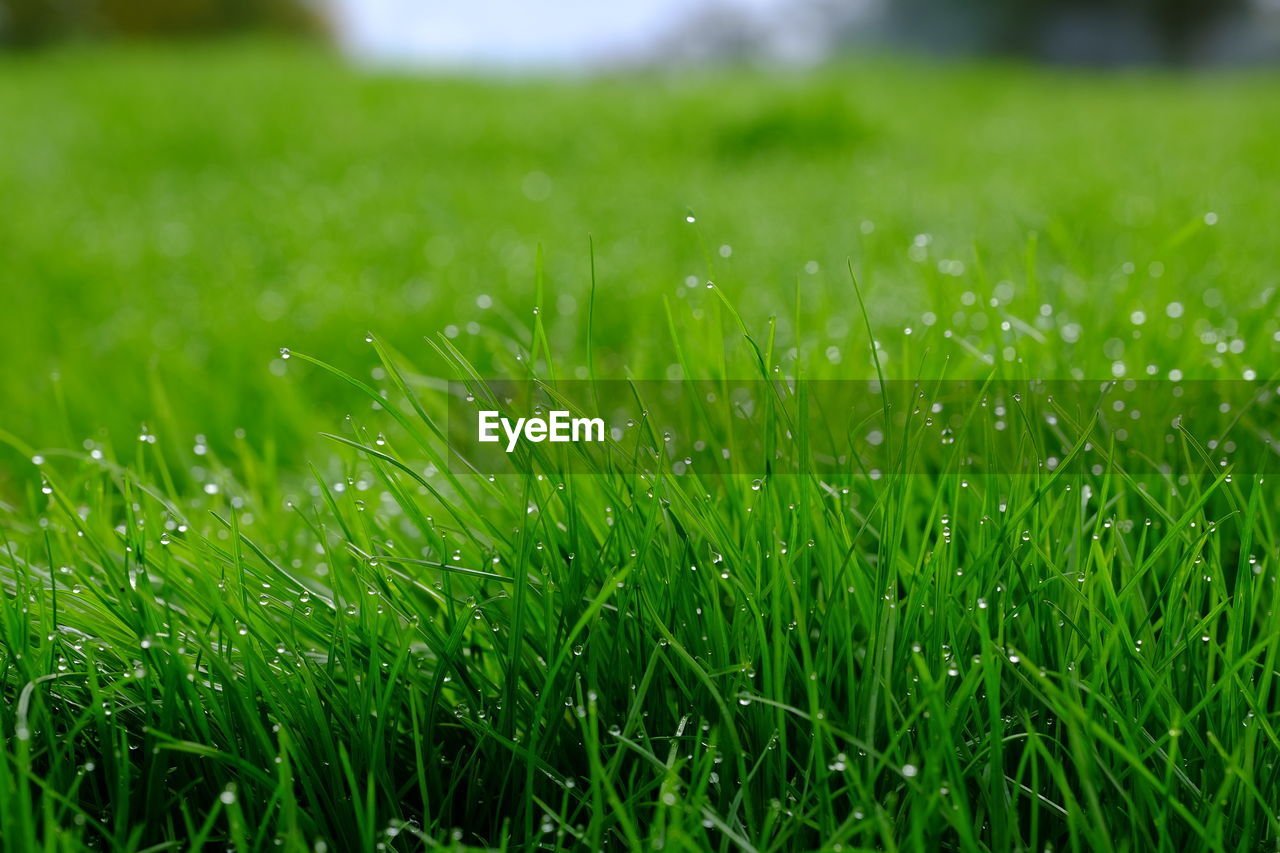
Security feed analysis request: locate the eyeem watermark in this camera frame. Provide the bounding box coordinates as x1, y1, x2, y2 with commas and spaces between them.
478, 410, 605, 453
452, 380, 1280, 476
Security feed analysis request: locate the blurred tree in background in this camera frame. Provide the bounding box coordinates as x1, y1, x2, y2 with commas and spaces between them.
0, 0, 324, 48
660, 0, 1271, 66
882, 0, 1252, 62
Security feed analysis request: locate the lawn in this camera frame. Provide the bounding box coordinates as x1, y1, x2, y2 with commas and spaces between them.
1, 41, 1279, 851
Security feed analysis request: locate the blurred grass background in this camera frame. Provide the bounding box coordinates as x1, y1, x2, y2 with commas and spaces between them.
1, 41, 1277, 493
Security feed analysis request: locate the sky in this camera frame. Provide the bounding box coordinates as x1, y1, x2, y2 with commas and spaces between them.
328, 0, 1280, 68
330, 0, 802, 67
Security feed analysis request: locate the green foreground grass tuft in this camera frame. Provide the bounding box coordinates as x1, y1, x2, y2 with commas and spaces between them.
1, 43, 1279, 852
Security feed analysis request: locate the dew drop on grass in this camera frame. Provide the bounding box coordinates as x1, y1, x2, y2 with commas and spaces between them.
279, 347, 290, 359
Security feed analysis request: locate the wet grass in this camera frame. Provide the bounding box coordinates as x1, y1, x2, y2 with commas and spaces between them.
1, 41, 1279, 852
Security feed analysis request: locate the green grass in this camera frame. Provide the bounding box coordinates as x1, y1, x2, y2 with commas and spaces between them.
2, 41, 1280, 851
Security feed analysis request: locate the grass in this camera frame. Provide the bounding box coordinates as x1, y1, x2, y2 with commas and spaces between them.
1, 40, 1280, 851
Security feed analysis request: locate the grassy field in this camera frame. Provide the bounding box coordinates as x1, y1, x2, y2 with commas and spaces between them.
1, 42, 1279, 851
